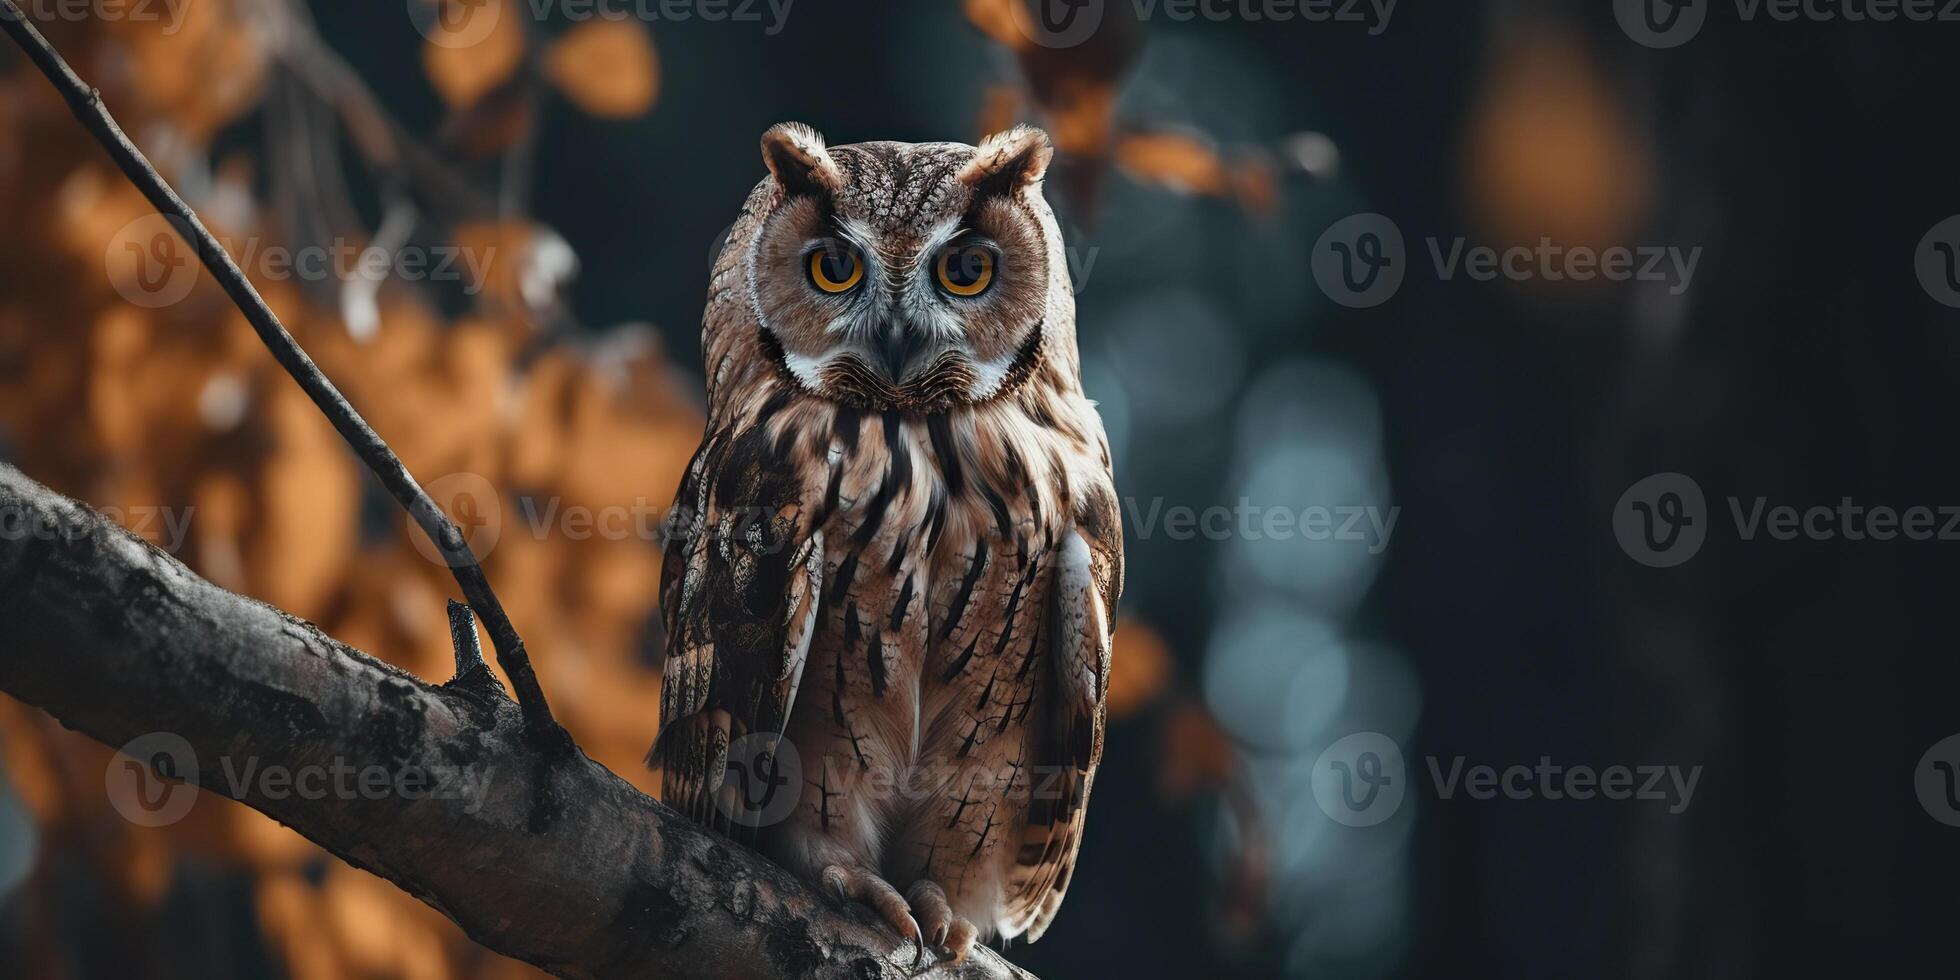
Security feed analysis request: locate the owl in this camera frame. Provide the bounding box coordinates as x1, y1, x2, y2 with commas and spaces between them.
651, 123, 1122, 963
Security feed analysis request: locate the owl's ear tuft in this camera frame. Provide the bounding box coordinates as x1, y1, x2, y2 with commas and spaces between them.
761, 122, 841, 198
960, 125, 1053, 196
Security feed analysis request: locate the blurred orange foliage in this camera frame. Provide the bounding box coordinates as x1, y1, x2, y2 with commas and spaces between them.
544, 19, 660, 119
0, 5, 682, 976
1463, 25, 1652, 256
423, 0, 527, 110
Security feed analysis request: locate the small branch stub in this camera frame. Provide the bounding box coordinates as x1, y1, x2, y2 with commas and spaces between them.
445, 599, 501, 698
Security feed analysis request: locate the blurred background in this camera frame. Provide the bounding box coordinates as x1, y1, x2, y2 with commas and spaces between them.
2, 0, 1958, 977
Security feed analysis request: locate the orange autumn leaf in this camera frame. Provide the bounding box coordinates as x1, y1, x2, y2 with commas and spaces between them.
438, 81, 538, 159
119, 0, 267, 141
421, 0, 526, 111
1107, 617, 1172, 719
447, 219, 539, 314
1158, 700, 1238, 801
545, 20, 660, 119
0, 703, 63, 823
1464, 26, 1650, 253
976, 84, 1022, 143
1231, 157, 1280, 216
964, 0, 1141, 212
257, 873, 342, 980
963, 0, 1031, 51
1116, 130, 1232, 197
1041, 80, 1119, 160
1118, 131, 1280, 216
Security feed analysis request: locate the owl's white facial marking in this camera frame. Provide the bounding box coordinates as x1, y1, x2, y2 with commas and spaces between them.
780, 349, 831, 390
964, 346, 1021, 401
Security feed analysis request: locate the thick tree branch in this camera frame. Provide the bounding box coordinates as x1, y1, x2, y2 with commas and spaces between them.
0, 0, 560, 741
0, 464, 1033, 980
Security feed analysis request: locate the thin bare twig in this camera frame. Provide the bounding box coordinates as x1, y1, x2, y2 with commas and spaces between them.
0, 0, 565, 746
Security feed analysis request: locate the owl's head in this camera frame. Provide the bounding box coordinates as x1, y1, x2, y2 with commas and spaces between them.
743, 123, 1062, 412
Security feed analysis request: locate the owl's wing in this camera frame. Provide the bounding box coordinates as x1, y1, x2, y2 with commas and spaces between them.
652, 419, 824, 839
1004, 492, 1124, 940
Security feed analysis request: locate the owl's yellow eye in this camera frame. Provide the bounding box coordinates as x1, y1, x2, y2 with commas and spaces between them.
807, 244, 863, 294
935, 243, 996, 297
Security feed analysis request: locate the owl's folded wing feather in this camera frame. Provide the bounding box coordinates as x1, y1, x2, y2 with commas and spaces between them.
652, 421, 823, 839
1004, 492, 1123, 940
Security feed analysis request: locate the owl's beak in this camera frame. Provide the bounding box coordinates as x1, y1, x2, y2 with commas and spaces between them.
872, 322, 929, 384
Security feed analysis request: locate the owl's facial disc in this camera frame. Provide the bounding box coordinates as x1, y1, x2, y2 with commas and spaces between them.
747, 124, 1055, 412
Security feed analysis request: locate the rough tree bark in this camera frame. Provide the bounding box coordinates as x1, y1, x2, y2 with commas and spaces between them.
0, 464, 1034, 980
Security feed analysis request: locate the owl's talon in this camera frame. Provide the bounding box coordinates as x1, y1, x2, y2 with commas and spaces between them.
904, 879, 976, 964
820, 864, 921, 960
942, 918, 978, 965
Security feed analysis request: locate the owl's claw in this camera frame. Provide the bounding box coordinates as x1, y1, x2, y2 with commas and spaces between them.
905, 879, 978, 965
820, 864, 922, 963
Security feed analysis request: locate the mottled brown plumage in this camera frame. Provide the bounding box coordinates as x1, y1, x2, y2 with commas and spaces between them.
653, 123, 1121, 962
